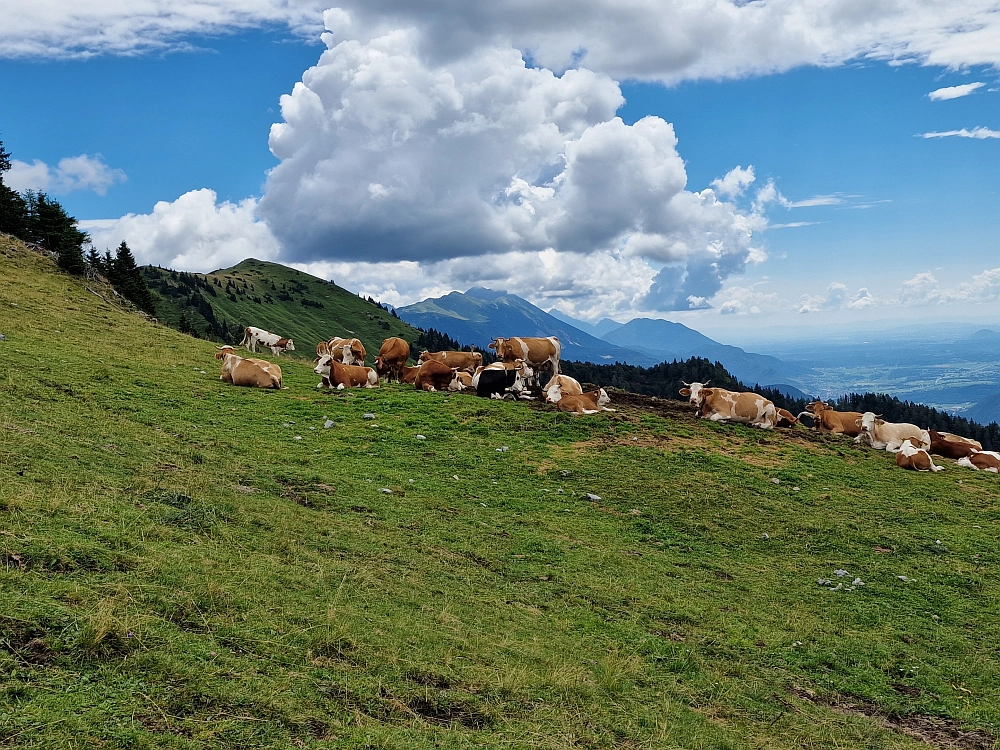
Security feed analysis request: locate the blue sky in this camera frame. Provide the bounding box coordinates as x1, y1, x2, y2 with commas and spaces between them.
2, 2, 999, 336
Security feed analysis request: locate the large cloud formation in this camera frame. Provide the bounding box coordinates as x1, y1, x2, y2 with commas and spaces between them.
256, 20, 766, 310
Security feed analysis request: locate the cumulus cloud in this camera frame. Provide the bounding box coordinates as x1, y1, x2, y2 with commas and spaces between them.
899, 268, 1000, 305
928, 81, 985, 100
920, 127, 1000, 139
256, 23, 768, 310
798, 282, 876, 313
5, 1, 1000, 86
715, 284, 784, 316
81, 189, 280, 272
5, 154, 126, 195
711, 165, 755, 198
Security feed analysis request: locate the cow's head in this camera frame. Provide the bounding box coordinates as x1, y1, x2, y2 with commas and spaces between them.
448, 368, 466, 391
680, 381, 709, 405
857, 412, 883, 431
215, 345, 236, 360
806, 400, 829, 414
374, 355, 390, 376
418, 351, 432, 363
510, 359, 533, 393
545, 382, 563, 403
488, 338, 503, 351
313, 355, 333, 376
596, 388, 611, 408
284, 339, 295, 351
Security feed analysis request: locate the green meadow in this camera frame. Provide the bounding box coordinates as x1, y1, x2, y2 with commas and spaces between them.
1, 236, 998, 749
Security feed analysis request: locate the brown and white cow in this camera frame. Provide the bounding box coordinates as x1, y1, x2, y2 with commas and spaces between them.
679, 382, 778, 430
448, 371, 474, 391
413, 360, 458, 392
856, 412, 930, 452
489, 337, 560, 382
928, 431, 982, 459
896, 437, 944, 472
215, 349, 282, 389
775, 408, 799, 428
798, 401, 864, 436
241, 326, 295, 356
471, 360, 534, 398
328, 337, 366, 366
543, 374, 583, 402
313, 354, 378, 389
956, 449, 1000, 472
418, 349, 482, 373
553, 388, 615, 415
375, 337, 411, 382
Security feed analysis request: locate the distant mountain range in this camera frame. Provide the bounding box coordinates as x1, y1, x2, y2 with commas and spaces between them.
397, 288, 806, 391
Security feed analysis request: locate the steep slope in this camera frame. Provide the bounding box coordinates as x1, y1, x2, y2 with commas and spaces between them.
602, 317, 804, 388
3, 236, 1000, 749
141, 258, 420, 357
398, 287, 658, 364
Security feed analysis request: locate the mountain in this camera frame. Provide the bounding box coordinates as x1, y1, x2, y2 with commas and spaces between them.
397, 288, 660, 365
141, 258, 420, 357
600, 317, 806, 389
546, 309, 624, 338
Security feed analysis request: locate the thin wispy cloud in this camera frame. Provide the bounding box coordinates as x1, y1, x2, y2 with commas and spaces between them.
921, 127, 1000, 139
767, 221, 824, 229
928, 82, 985, 100
784, 194, 848, 208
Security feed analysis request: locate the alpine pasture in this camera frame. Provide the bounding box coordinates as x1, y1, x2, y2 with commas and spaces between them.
1, 236, 998, 749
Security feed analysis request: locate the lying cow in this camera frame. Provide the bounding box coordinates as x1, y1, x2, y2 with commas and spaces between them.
553, 388, 615, 415
543, 374, 583, 401
775, 408, 799, 428
896, 437, 944, 472
798, 401, 864, 437
313, 354, 378, 389
329, 337, 366, 366
679, 382, 777, 429
316, 341, 331, 358
401, 365, 420, 384
418, 349, 482, 373
413, 360, 458, 392
375, 337, 411, 382
928, 431, 982, 459
473, 361, 533, 399
856, 412, 929, 452
241, 326, 295, 356
956, 449, 1000, 472
448, 371, 474, 391
489, 336, 560, 384
215, 348, 282, 389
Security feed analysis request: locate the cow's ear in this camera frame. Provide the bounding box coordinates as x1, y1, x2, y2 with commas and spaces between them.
876, 419, 885, 426
679, 388, 691, 396
702, 388, 713, 397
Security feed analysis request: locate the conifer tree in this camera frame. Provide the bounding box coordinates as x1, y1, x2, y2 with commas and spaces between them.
23, 191, 88, 275
109, 241, 156, 315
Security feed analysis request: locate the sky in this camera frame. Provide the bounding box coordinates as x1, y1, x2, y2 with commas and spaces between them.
1, 0, 998, 341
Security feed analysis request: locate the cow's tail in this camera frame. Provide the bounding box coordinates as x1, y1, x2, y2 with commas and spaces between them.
240, 327, 252, 348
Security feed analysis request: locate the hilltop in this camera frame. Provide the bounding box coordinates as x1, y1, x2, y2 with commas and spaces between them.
2, 234, 999, 749
141, 258, 421, 357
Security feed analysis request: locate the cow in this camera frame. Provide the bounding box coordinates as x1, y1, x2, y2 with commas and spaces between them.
413, 360, 458, 392
316, 340, 332, 358
896, 437, 944, 472
241, 326, 295, 356
552, 388, 615, 415
797, 401, 864, 436
956, 449, 1000, 473
375, 337, 411, 382
855, 412, 930, 452
928, 431, 982, 459
401, 365, 420, 385
679, 382, 778, 429
330, 337, 366, 366
472, 361, 533, 399
448, 371, 474, 391
313, 354, 378, 389
775, 408, 799, 428
215, 349, 282, 389
546, 380, 614, 410
418, 350, 482, 373
489, 337, 561, 384
543, 374, 584, 402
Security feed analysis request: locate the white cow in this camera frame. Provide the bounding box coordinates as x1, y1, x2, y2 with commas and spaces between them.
855, 412, 930, 452
241, 326, 295, 356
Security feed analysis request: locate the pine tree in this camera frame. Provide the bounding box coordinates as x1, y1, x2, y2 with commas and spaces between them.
86, 245, 104, 274
109, 241, 156, 315
0, 135, 28, 238
178, 313, 194, 335
23, 191, 87, 275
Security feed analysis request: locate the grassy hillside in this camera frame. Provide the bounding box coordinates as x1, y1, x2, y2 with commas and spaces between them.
2, 235, 1000, 749
141, 258, 420, 357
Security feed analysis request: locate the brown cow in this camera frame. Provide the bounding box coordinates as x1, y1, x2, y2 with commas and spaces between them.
215, 349, 282, 389
543, 374, 583, 401
329, 337, 366, 365
418, 350, 482, 373
554, 388, 615, 415
680, 382, 777, 429
928, 431, 982, 459
316, 340, 332, 358
313, 354, 378, 389
799, 401, 864, 436
775, 408, 799, 428
414, 360, 458, 391
489, 337, 560, 381
957, 450, 1000, 472
448, 371, 474, 391
376, 337, 411, 382
896, 437, 944, 472
401, 365, 420, 384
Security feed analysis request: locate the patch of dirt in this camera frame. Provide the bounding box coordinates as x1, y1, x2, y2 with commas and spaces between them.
790, 686, 994, 750
1, 618, 56, 665
404, 696, 492, 729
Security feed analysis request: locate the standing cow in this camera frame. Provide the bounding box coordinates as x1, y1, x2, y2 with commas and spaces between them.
375, 337, 411, 382
241, 326, 295, 356
489, 337, 560, 385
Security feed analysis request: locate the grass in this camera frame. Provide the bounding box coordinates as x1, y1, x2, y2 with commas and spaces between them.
2, 235, 999, 749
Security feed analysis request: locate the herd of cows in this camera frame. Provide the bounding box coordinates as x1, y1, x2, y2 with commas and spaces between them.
217, 326, 1000, 474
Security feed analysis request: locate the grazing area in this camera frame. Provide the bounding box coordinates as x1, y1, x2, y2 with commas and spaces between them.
2, 236, 1000, 749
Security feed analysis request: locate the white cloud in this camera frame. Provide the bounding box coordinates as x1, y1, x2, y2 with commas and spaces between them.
711, 165, 755, 198
4, 2, 1000, 86
899, 268, 1000, 305
784, 194, 848, 208
5, 154, 126, 195
257, 25, 768, 311
81, 189, 280, 272
928, 81, 985, 100
920, 126, 1000, 139
798, 282, 877, 313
